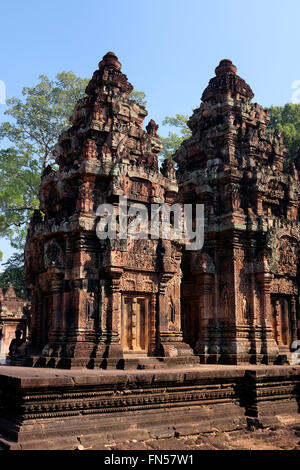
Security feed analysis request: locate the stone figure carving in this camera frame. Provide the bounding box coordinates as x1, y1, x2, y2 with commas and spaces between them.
86, 297, 96, 322
169, 298, 176, 324
222, 285, 230, 318
9, 330, 26, 358
161, 158, 176, 180
44, 240, 64, 268
241, 295, 250, 323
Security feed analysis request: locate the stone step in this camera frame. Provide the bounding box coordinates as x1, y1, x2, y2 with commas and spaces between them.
124, 355, 200, 370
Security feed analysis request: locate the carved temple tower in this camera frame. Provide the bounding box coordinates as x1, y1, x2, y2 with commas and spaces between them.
24, 52, 195, 368
174, 60, 300, 364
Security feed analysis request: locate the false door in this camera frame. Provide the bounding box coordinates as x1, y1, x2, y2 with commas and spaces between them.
271, 297, 291, 348
122, 295, 148, 353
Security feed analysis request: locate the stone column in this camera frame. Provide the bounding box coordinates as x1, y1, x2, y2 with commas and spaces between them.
157, 274, 170, 345
130, 297, 138, 350
249, 240, 259, 360
195, 273, 213, 360
98, 279, 106, 336
35, 290, 43, 349
296, 296, 300, 339
256, 272, 278, 362
28, 287, 39, 346
105, 269, 123, 364
273, 300, 281, 345
291, 296, 297, 342
48, 273, 64, 347
110, 275, 122, 344
149, 293, 156, 355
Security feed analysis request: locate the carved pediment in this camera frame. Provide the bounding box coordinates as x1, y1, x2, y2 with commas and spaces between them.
266, 227, 300, 276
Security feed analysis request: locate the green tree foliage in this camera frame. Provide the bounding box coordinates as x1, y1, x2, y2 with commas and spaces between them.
0, 147, 40, 249
0, 75, 147, 289
160, 114, 191, 160
267, 103, 300, 162
0, 72, 90, 288
0, 72, 90, 172
0, 253, 26, 298
0, 72, 89, 248
130, 89, 147, 107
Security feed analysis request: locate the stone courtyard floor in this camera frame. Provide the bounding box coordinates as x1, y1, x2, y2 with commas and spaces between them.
89, 424, 300, 451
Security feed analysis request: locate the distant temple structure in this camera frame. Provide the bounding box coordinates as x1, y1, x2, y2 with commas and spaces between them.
23, 54, 300, 368
0, 285, 28, 361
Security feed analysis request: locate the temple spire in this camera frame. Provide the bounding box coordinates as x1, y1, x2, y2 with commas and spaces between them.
4, 284, 16, 299
215, 59, 237, 76
201, 58, 254, 101
98, 52, 121, 71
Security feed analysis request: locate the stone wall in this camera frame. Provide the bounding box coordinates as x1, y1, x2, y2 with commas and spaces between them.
0, 365, 299, 449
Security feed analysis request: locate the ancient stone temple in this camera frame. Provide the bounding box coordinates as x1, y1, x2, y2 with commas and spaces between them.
24, 52, 195, 368
0, 285, 28, 361
2, 56, 300, 450
174, 59, 300, 364
23, 55, 300, 369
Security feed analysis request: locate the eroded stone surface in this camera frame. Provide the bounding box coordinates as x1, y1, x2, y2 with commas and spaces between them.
103, 424, 300, 451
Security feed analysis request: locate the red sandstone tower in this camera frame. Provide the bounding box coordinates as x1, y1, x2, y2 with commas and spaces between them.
23, 56, 300, 368
24, 53, 195, 368
175, 60, 300, 364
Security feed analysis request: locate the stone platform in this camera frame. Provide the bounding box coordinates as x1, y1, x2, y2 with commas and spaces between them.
0, 364, 300, 450
9, 353, 200, 370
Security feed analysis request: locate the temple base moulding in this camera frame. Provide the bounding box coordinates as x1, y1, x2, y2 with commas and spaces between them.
0, 364, 300, 449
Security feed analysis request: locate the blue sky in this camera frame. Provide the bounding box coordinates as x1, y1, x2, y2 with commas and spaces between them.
1, 0, 300, 264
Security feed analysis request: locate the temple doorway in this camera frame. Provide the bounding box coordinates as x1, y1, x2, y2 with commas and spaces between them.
271, 296, 292, 348
182, 300, 199, 349
121, 295, 149, 353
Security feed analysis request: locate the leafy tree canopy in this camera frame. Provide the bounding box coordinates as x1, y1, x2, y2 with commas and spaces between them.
0, 72, 90, 285
0, 72, 90, 249
130, 89, 147, 107
0, 252, 26, 298
0, 71, 90, 173
159, 114, 191, 160
0, 72, 147, 289
0, 147, 40, 250
267, 103, 300, 161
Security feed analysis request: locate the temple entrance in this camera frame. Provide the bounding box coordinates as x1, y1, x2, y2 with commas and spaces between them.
182, 300, 199, 349
271, 296, 292, 348
121, 295, 149, 353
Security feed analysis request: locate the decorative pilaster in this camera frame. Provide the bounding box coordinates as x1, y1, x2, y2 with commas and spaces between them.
256, 272, 278, 362
291, 296, 297, 342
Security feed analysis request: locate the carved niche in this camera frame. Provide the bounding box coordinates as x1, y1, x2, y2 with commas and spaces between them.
266, 228, 300, 277
44, 240, 64, 268
276, 236, 298, 277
